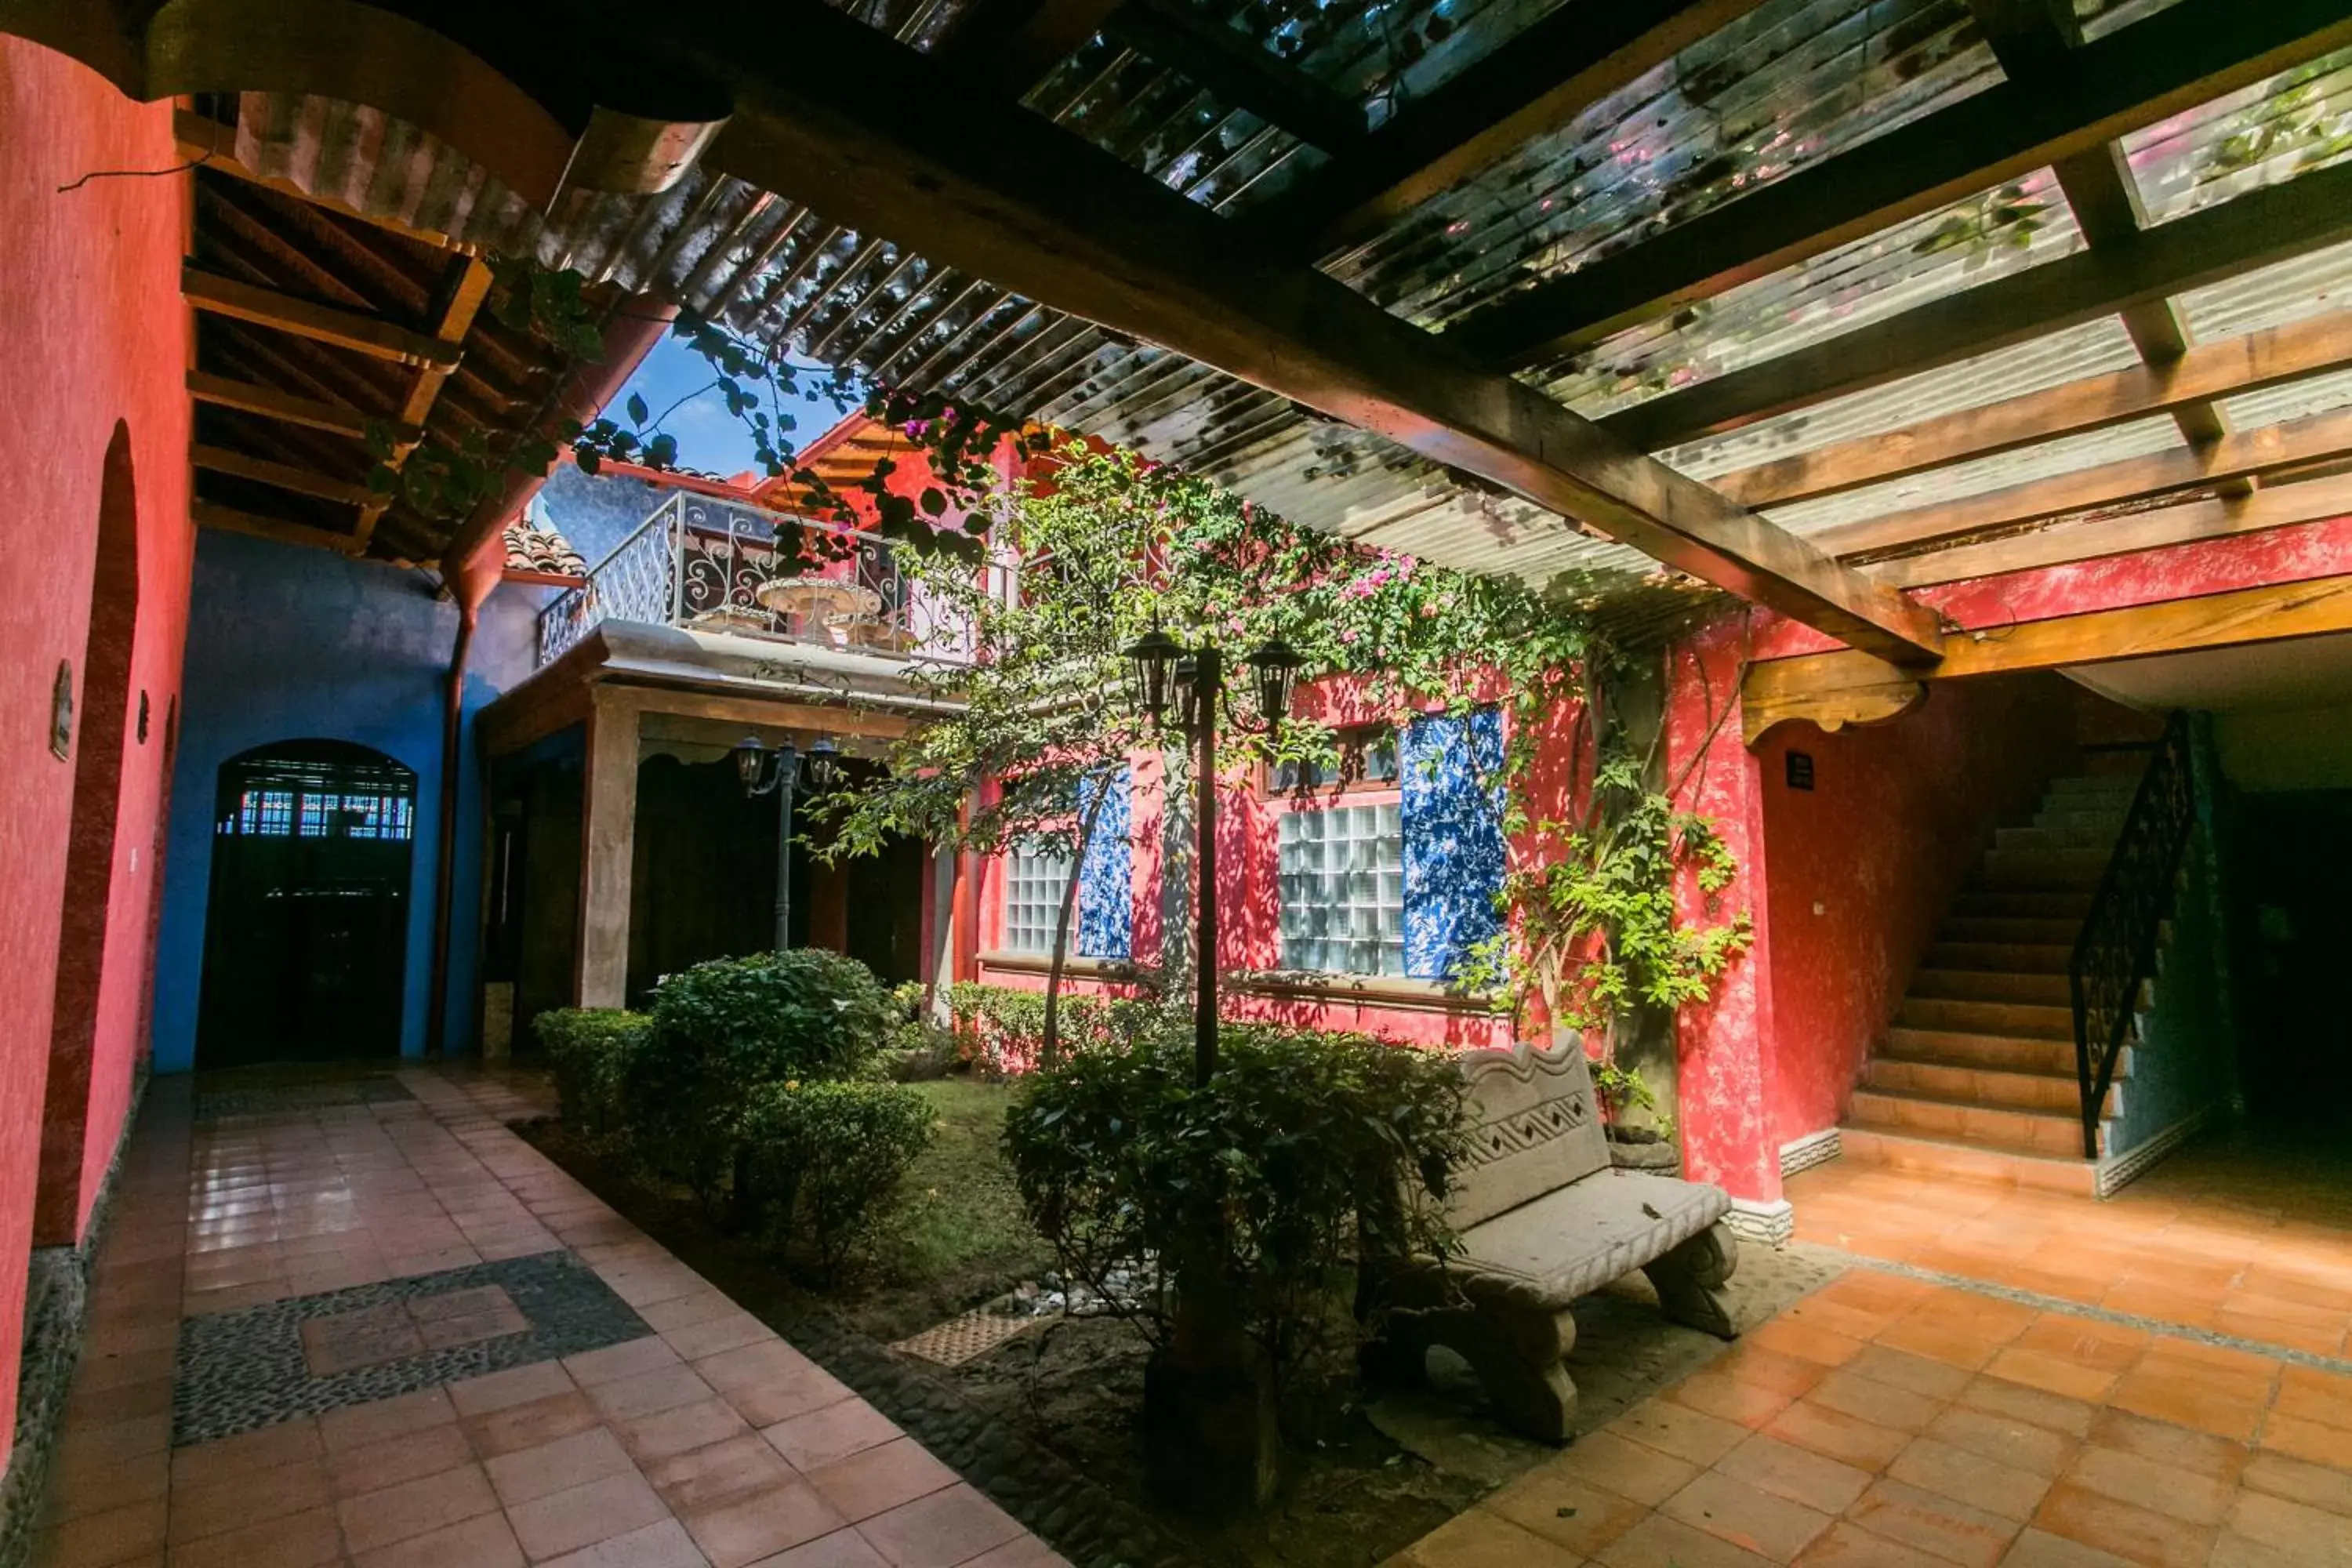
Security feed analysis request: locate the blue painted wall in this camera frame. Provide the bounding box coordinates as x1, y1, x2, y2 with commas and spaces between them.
151, 531, 539, 1071
535, 463, 673, 566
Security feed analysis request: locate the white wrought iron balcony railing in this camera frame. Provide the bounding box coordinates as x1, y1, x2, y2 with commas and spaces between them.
534, 491, 984, 668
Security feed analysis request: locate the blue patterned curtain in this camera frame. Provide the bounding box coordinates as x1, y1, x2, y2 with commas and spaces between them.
1074, 768, 1133, 959
1401, 708, 1505, 981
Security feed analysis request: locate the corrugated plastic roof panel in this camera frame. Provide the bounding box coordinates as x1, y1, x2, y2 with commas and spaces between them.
2220, 365, 2352, 430
2175, 235, 2352, 340
2125, 43, 2352, 226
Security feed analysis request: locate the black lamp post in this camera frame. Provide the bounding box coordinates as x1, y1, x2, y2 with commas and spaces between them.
1122, 626, 1302, 1086
731, 735, 840, 950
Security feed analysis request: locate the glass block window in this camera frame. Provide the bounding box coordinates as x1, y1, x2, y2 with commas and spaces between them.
1003, 840, 1076, 956
1277, 802, 1406, 976
234, 789, 295, 837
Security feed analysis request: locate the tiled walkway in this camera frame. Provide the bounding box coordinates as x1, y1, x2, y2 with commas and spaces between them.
34, 1069, 1065, 1568
1393, 1138, 2352, 1567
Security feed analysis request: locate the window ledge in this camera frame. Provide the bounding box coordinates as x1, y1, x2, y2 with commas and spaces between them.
975, 949, 1160, 986
1231, 969, 1502, 1014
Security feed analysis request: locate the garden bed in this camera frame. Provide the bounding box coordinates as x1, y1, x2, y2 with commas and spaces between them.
522, 1072, 1842, 1568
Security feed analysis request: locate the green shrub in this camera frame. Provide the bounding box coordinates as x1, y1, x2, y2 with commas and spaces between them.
944, 981, 1176, 1076
533, 1008, 650, 1135
631, 949, 901, 1206
740, 1080, 938, 1276
1003, 1022, 1468, 1383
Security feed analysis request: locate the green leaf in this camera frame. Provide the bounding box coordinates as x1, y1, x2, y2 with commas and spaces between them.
626, 393, 650, 426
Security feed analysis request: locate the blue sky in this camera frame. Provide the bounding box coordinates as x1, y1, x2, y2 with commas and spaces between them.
602, 334, 862, 480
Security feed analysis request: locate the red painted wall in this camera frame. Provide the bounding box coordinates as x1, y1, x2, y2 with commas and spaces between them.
1755, 673, 2085, 1147
0, 39, 194, 1450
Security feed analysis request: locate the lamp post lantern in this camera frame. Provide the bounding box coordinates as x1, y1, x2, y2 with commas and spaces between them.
1120, 626, 1302, 1086
731, 734, 837, 951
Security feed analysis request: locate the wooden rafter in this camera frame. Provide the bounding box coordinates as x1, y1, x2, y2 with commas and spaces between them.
192, 444, 376, 506
1815, 405, 2352, 559
1866, 472, 2352, 589
1709, 308, 2352, 509
1443, 0, 2352, 369
948, 0, 1128, 98
1253, 0, 1762, 260
353, 253, 495, 552
691, 0, 1941, 662
184, 265, 463, 370
1102, 0, 1365, 151
1741, 572, 2352, 743
194, 499, 363, 554
187, 369, 423, 445
1602, 158, 2352, 452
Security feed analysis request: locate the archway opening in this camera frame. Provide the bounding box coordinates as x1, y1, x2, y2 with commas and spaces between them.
34, 423, 140, 1247
196, 740, 418, 1068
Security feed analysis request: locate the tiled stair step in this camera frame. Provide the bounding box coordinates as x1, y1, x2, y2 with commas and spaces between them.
1908, 968, 2070, 1004
1882, 1028, 2130, 1080
1848, 1087, 2103, 1160
2034, 807, 2129, 833
1898, 996, 2074, 1039
1939, 916, 2083, 946
1924, 941, 2074, 974
1838, 1127, 2100, 1195
2048, 772, 2146, 797
1998, 825, 2123, 852
1951, 891, 2096, 921
1863, 1056, 2115, 1115
1980, 848, 2113, 886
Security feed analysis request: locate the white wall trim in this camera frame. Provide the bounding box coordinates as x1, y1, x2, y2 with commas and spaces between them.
1779, 1128, 1842, 1178
1725, 1198, 1795, 1248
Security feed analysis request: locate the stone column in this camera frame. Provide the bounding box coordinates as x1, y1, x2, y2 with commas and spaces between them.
575, 689, 641, 1009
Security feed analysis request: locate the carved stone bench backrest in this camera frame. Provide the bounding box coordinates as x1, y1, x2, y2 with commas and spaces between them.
1448, 1038, 1611, 1231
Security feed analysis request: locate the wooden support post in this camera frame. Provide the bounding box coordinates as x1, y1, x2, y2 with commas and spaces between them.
576, 690, 641, 1009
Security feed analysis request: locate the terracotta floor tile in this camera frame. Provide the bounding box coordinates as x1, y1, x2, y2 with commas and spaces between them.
161, 1503, 343, 1568
764, 1400, 903, 1473
1393, 1508, 1587, 1568
660, 1312, 776, 1363
165, 1460, 332, 1544
320, 1388, 459, 1454
677, 1475, 851, 1568
855, 1484, 1023, 1568
614, 1396, 756, 1465
1806, 1370, 1944, 1436
1670, 1369, 1798, 1430
583, 1362, 716, 1422
1744, 1318, 1867, 1370
461, 1389, 603, 1459
644, 1432, 799, 1515
1958, 1378, 2096, 1440
2030, 1482, 2214, 1568
1922, 1406, 2079, 1479
350, 1510, 525, 1568
1982, 1348, 2124, 1403
1718, 1348, 1835, 1399
38, 1497, 166, 1567
2224, 1489, 2352, 1562
2259, 1411, 2352, 1472
1483, 1464, 1651, 1556
169, 1417, 325, 1489
2107, 1367, 2267, 1444
1795, 1519, 1952, 1566
336, 1460, 499, 1554
1716, 1432, 1872, 1515
561, 1334, 681, 1388
1608, 1398, 1751, 1468
958, 1536, 1073, 1568
507, 1469, 673, 1561
1594, 1512, 1774, 1568
1553, 1428, 1702, 1505
538, 1518, 710, 1568
484, 1425, 635, 1506
1844, 1477, 2021, 1568
1848, 1348, 1976, 1402
1994, 1527, 2139, 1567
1659, 1468, 1833, 1563
328, 1421, 476, 1498
446, 1360, 575, 1418
1888, 1436, 2053, 1522
802, 1439, 961, 1526
2241, 1450, 2352, 1519
1764, 1399, 1912, 1473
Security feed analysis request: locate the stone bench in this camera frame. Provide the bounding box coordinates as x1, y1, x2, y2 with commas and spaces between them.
1365, 1038, 1740, 1442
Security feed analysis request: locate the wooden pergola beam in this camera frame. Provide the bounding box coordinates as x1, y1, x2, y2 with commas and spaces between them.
1815, 405, 2352, 559
1445, 0, 2352, 369
1101, 0, 1365, 152
187, 369, 423, 445
193, 443, 377, 506
193, 499, 363, 554
1254, 0, 1762, 260
1866, 472, 2352, 589
184, 265, 464, 370
1602, 157, 2352, 452
948, 0, 1127, 99
354, 253, 497, 552
1741, 572, 2352, 743
694, 0, 1941, 662
1710, 308, 2352, 509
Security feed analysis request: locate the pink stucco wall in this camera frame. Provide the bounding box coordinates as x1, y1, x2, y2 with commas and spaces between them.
0, 38, 195, 1451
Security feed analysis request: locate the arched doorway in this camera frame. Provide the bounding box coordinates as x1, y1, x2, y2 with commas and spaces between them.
34, 422, 140, 1246
196, 740, 418, 1068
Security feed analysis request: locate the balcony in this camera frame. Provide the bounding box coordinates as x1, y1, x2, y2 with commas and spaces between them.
534, 490, 982, 669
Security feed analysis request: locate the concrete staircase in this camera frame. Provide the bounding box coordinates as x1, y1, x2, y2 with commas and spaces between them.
1840, 770, 2144, 1196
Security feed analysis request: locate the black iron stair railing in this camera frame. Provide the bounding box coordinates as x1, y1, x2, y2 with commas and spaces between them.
2068, 713, 2196, 1160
